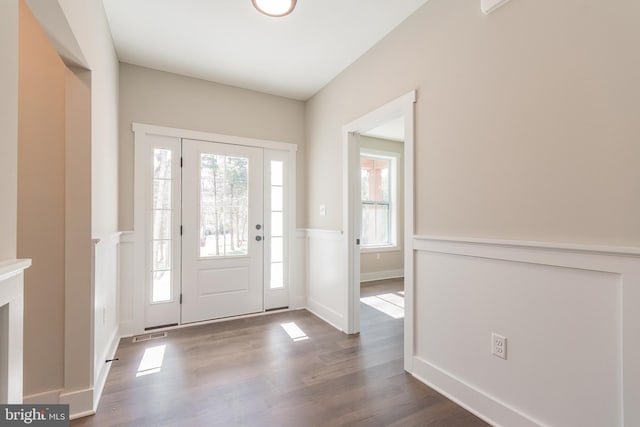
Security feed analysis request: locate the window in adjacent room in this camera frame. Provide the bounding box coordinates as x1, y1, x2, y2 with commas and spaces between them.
360, 151, 398, 249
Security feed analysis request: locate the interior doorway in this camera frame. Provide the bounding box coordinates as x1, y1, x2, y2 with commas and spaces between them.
342, 91, 415, 371
358, 118, 406, 331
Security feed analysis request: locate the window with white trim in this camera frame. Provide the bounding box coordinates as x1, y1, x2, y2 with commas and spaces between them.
360, 152, 397, 248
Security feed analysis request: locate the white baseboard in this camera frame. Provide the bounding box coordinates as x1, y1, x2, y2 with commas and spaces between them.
24, 387, 96, 420
23, 389, 64, 405
360, 269, 404, 283
412, 357, 547, 427
59, 388, 94, 419
306, 298, 345, 332
93, 327, 120, 411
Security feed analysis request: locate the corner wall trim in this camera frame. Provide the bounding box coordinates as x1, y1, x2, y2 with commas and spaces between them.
481, 0, 512, 14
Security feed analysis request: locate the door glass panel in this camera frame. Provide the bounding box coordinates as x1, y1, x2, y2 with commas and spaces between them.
152, 210, 171, 240
152, 271, 171, 303
271, 160, 283, 186
151, 148, 173, 303
270, 262, 284, 288
200, 153, 249, 257
153, 179, 171, 209
271, 186, 283, 211
269, 160, 285, 289
271, 237, 283, 263
152, 240, 171, 270
271, 211, 283, 236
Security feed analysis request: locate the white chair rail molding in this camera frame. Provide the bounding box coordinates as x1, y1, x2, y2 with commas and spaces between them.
0, 259, 31, 404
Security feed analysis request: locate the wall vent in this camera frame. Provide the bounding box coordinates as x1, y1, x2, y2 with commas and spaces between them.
132, 331, 167, 343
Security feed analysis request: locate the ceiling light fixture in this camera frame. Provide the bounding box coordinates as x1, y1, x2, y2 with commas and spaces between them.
252, 0, 297, 17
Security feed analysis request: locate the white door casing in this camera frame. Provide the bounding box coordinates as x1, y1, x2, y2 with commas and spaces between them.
132, 123, 298, 332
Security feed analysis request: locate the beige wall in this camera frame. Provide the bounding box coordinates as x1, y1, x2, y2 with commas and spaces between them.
306, 0, 640, 246
59, 0, 120, 239
359, 136, 404, 276
64, 67, 92, 393
0, 0, 19, 261
18, 0, 66, 395
118, 63, 307, 230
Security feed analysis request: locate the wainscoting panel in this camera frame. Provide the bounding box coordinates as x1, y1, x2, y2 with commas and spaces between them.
303, 229, 347, 331
411, 236, 640, 427
117, 232, 136, 337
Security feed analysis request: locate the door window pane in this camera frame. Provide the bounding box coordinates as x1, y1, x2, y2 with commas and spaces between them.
271, 237, 283, 263
151, 148, 173, 303
270, 262, 284, 288
271, 211, 283, 237
152, 240, 171, 270
152, 271, 171, 303
271, 186, 283, 211
271, 160, 283, 186
200, 153, 249, 257
270, 160, 285, 289
153, 210, 171, 240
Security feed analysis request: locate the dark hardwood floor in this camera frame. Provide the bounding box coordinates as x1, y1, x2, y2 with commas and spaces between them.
72, 280, 488, 426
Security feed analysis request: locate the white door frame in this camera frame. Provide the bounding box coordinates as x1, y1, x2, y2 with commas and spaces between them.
132, 123, 297, 334
342, 91, 416, 371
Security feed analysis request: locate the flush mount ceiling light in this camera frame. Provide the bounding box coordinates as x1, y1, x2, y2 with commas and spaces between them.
252, 0, 297, 17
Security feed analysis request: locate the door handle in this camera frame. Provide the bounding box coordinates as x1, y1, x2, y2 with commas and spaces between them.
256, 224, 262, 230
256, 236, 263, 242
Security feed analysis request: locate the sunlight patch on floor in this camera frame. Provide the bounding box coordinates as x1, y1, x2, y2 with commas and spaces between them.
281, 322, 309, 341
136, 344, 166, 377
360, 292, 405, 319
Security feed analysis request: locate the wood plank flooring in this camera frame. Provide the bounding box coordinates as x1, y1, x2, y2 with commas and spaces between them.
72, 280, 488, 426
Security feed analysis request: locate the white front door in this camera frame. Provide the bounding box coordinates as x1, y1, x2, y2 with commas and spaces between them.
181, 139, 264, 323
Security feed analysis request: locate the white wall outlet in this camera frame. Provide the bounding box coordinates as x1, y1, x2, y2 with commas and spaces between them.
492, 333, 507, 359
319, 204, 326, 217
376, 253, 381, 260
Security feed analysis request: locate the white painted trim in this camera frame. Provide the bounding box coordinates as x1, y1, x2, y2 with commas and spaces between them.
119, 231, 135, 243
481, 0, 513, 15
306, 300, 345, 333
92, 327, 119, 411
121, 307, 304, 337
0, 259, 31, 283
23, 389, 64, 405
415, 235, 640, 257
412, 235, 640, 426
132, 123, 298, 153
132, 125, 299, 334
0, 258, 29, 404
304, 228, 343, 238
342, 90, 416, 373
23, 388, 96, 420
360, 269, 404, 283
59, 388, 95, 419
412, 357, 544, 427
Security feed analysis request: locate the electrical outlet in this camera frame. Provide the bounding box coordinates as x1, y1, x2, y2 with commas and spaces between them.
319, 204, 326, 217
376, 253, 381, 260
492, 333, 507, 359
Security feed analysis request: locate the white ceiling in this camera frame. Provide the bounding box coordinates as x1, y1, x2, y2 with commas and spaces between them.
361, 117, 405, 142
102, 0, 430, 100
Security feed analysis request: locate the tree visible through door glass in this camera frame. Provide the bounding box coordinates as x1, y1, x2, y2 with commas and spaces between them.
152, 148, 172, 303
200, 153, 249, 257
